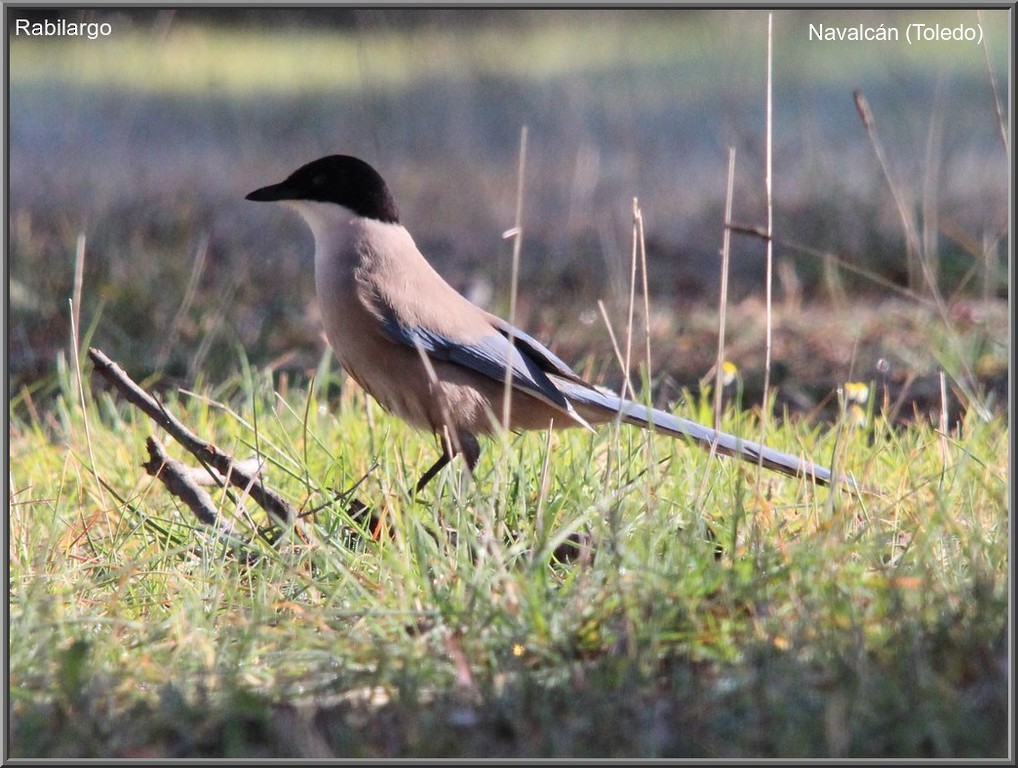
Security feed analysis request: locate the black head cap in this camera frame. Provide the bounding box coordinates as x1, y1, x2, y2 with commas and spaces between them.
246, 155, 400, 224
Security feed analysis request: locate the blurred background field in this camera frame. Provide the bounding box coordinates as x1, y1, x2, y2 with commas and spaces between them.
8, 7, 1009, 418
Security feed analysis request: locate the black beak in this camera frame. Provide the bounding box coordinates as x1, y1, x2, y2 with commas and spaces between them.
245, 182, 295, 202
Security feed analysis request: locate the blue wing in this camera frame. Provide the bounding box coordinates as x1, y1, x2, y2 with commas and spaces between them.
377, 312, 592, 428
485, 314, 589, 386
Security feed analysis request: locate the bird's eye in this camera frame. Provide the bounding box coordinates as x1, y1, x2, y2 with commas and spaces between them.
312, 173, 327, 187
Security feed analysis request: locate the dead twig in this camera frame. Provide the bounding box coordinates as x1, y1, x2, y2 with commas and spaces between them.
88, 346, 295, 527
142, 436, 225, 529
142, 437, 257, 563
142, 435, 241, 533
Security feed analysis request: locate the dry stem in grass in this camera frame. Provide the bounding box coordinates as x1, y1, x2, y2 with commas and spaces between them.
713, 147, 736, 433
70, 234, 112, 523
501, 124, 528, 430
155, 233, 210, 377
621, 198, 640, 405
631, 197, 659, 490
976, 9, 1009, 159
853, 89, 990, 421
759, 12, 775, 450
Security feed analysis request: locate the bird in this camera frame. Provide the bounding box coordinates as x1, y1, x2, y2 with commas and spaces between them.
246, 154, 842, 497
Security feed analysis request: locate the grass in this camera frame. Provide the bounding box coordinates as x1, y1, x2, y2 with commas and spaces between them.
8, 341, 1009, 758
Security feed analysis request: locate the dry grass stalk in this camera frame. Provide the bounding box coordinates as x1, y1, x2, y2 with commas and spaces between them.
501, 124, 528, 429
714, 148, 736, 433
759, 12, 775, 452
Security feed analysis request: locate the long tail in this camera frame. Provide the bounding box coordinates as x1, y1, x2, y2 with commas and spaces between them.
554, 378, 838, 486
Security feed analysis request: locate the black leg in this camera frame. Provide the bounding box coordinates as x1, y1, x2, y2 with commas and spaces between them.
414, 431, 481, 494
414, 450, 451, 494
344, 431, 482, 544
